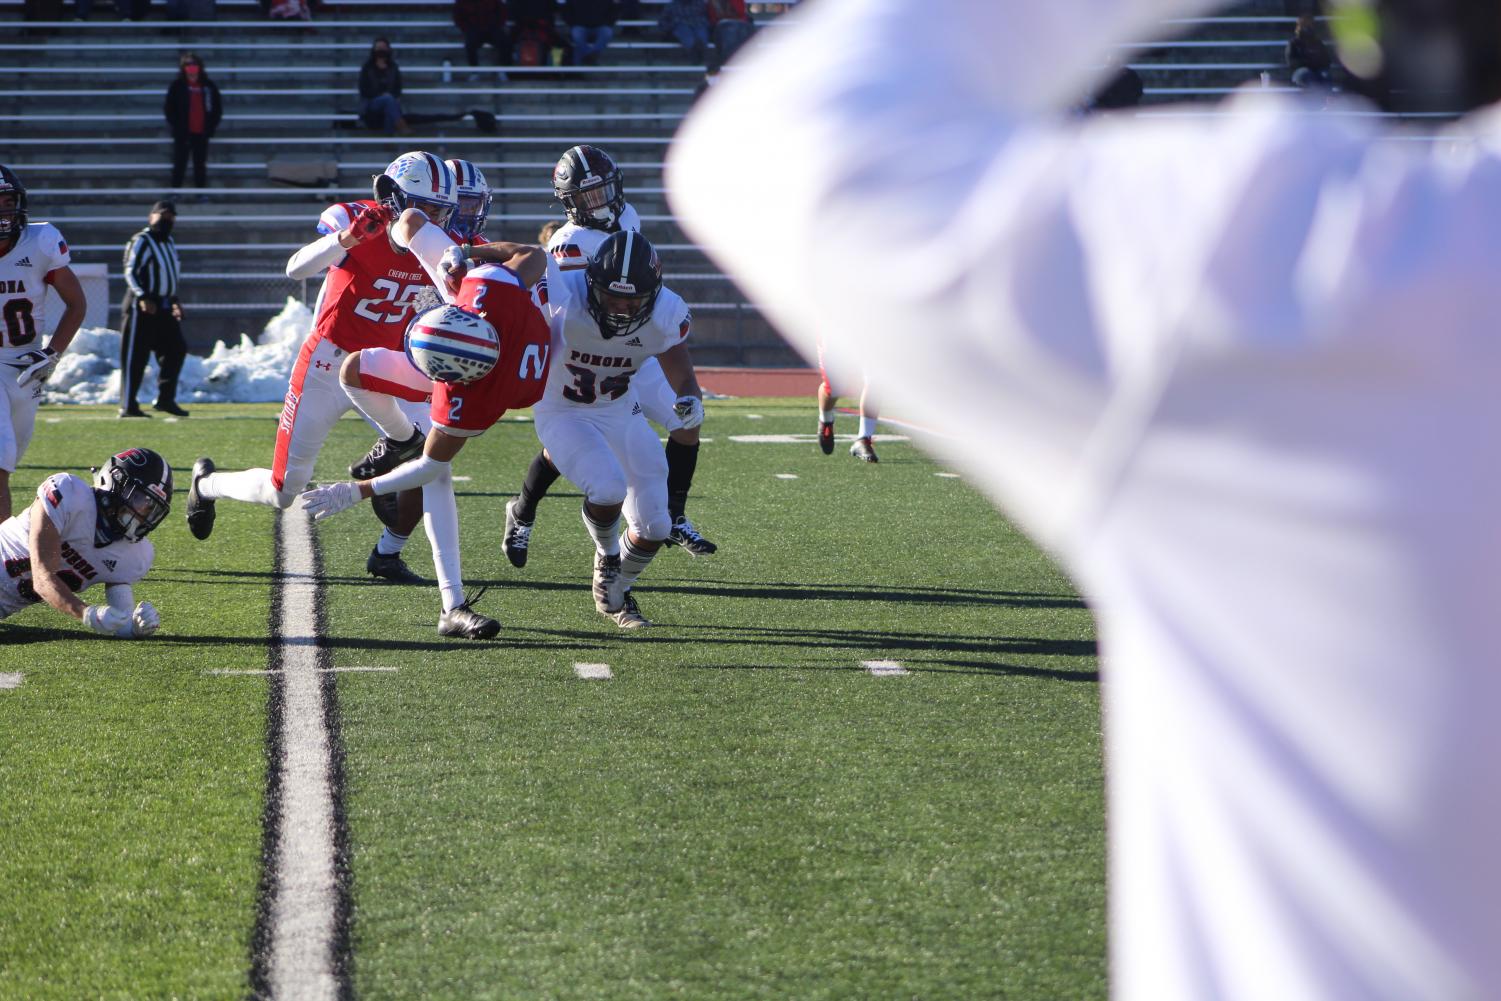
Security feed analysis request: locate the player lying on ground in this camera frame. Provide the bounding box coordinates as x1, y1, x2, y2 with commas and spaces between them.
0, 447, 167, 637
184, 152, 458, 585
523, 228, 705, 629
299, 210, 551, 639
485, 143, 717, 566
0, 164, 88, 522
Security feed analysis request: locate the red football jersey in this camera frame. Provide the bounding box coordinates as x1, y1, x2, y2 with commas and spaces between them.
430, 264, 552, 435
310, 200, 435, 354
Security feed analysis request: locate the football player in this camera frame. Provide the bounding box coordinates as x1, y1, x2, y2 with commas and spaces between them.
0, 165, 88, 522
0, 447, 167, 638
299, 209, 551, 639
527, 229, 703, 628
482, 144, 717, 569
184, 152, 458, 584
445, 158, 492, 245
817, 357, 881, 463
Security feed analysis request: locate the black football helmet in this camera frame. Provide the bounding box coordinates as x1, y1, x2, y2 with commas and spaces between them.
0, 164, 26, 244
585, 230, 662, 338
553, 145, 625, 231
93, 447, 173, 544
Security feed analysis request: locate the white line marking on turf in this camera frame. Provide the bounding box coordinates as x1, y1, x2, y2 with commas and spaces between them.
863, 660, 910, 677
209, 667, 398, 676
45, 417, 61, 423
730, 434, 911, 444
268, 503, 341, 1001
574, 662, 614, 680
0, 673, 22, 689
775, 473, 798, 480
452, 476, 472, 482
745, 413, 763, 420
935, 473, 961, 479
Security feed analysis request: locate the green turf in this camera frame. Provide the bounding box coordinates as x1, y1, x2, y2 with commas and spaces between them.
0, 400, 1105, 1000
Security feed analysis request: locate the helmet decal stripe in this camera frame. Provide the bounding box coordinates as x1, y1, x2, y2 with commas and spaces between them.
423, 152, 443, 195
619, 230, 634, 284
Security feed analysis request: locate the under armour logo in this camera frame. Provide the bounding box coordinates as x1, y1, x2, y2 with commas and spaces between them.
314, 360, 332, 370
15, 256, 30, 267
103, 558, 117, 571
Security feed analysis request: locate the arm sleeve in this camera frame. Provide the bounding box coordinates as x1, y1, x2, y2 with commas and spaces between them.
122, 234, 146, 297
105, 583, 135, 615
369, 454, 450, 496
286, 232, 348, 280
398, 224, 461, 298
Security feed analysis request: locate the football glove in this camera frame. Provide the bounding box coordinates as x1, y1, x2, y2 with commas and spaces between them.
439, 245, 470, 296
83, 603, 132, 637
14, 347, 58, 390
672, 395, 705, 430
348, 203, 395, 245
131, 600, 160, 637
300, 481, 363, 521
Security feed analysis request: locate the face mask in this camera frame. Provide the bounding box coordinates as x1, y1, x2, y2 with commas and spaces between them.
151, 218, 174, 237
185, 64, 201, 81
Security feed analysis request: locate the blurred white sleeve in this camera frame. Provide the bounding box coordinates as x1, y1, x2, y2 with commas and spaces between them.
668, 0, 1251, 549
401, 225, 461, 302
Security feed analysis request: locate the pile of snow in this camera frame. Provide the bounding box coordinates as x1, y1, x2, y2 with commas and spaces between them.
45, 298, 313, 405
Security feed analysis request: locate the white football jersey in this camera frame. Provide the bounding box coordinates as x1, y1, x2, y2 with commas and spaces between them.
545, 202, 643, 272
535, 261, 690, 416
0, 473, 154, 619
0, 221, 71, 358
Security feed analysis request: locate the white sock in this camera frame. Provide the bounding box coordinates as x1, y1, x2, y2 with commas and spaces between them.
198, 468, 285, 507
858, 416, 878, 439
619, 534, 657, 588
421, 472, 465, 612
346, 384, 417, 441
377, 527, 409, 556
583, 506, 621, 556
819, 408, 835, 423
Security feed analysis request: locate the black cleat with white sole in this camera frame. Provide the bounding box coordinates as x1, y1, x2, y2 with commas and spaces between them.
502, 498, 533, 568
665, 516, 717, 556
438, 602, 501, 639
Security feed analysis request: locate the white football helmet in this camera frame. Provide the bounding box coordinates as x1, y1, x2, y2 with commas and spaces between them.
445, 158, 492, 242
404, 304, 500, 384
373, 151, 459, 230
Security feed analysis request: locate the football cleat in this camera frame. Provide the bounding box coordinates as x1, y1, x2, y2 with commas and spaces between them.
849, 437, 879, 463
592, 551, 623, 613
351, 424, 424, 481
609, 591, 650, 629
665, 516, 717, 556
366, 546, 427, 584
186, 456, 216, 540
818, 420, 835, 455
502, 498, 533, 569
153, 401, 190, 417
438, 602, 500, 639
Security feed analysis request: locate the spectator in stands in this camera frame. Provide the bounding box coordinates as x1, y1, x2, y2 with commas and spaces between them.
360, 38, 412, 135
164, 52, 223, 193
708, 0, 753, 62
120, 201, 189, 419
454, 0, 512, 75
562, 0, 617, 66
511, 0, 562, 66
658, 0, 710, 63
692, 51, 722, 104
268, 0, 310, 19
1287, 14, 1335, 89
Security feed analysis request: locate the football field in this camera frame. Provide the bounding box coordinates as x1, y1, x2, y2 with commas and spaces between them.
0, 401, 1105, 1000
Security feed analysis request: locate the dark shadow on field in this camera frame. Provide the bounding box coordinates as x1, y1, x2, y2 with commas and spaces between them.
700, 660, 1098, 682
0, 624, 81, 644
467, 575, 1087, 610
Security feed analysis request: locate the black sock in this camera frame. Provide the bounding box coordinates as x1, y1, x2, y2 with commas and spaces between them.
515, 451, 560, 522
664, 439, 699, 521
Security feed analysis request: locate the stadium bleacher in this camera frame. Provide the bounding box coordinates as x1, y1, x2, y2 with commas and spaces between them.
1, 0, 1457, 361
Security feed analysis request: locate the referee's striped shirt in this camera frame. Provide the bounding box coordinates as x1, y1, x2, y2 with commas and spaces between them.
123, 228, 180, 300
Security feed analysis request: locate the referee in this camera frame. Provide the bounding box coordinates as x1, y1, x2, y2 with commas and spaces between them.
120, 199, 189, 418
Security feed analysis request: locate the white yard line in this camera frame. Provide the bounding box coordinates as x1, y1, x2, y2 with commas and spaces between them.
574, 662, 614, 680
209, 667, 397, 676
0, 673, 23, 689
264, 503, 342, 1001
775, 473, 799, 480
862, 660, 910, 677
